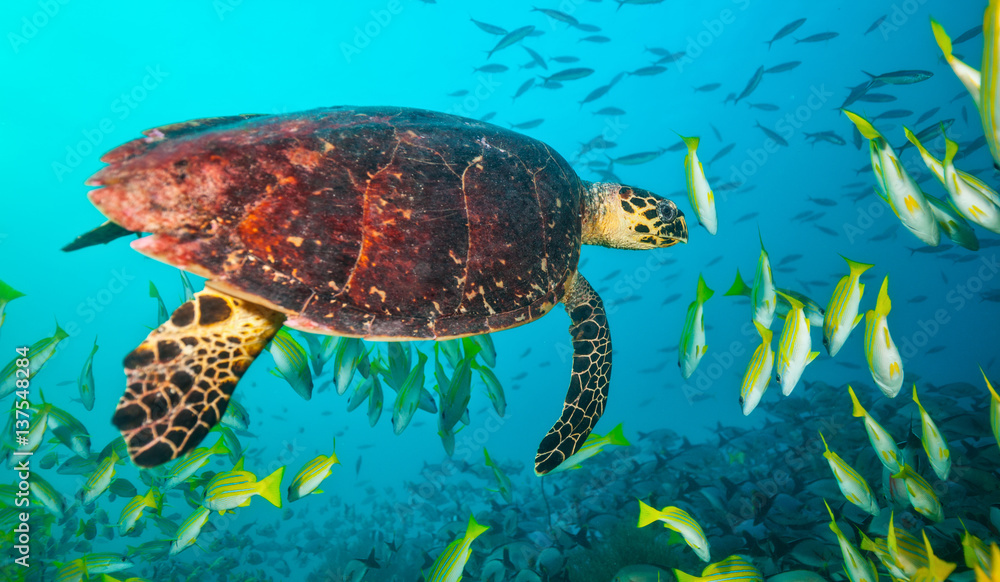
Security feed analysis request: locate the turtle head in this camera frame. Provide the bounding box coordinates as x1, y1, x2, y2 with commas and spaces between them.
581, 181, 688, 250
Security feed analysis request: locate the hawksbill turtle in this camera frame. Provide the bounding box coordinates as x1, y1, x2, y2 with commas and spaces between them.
65, 106, 688, 475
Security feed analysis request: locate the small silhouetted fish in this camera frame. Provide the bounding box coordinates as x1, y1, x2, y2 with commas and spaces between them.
573, 23, 602, 33
512, 372, 528, 380
540, 81, 563, 90
471, 18, 507, 35
580, 84, 613, 106
511, 119, 544, 129
524, 46, 547, 69
533, 7, 579, 26
661, 293, 681, 305
709, 143, 735, 164
480, 111, 497, 122
857, 93, 897, 103
925, 345, 946, 354
951, 90, 968, 103
873, 109, 913, 120
808, 197, 837, 207
707, 255, 723, 266
915, 107, 940, 125
666, 141, 687, 152
796, 32, 839, 43
736, 66, 765, 102
513, 78, 535, 101
630, 65, 667, 76
613, 150, 665, 165
593, 106, 625, 116
962, 106, 969, 125
544, 67, 594, 82
602, 269, 622, 281
521, 347, 532, 357
765, 61, 801, 74
448, 90, 469, 97
864, 15, 887, 35
355, 457, 362, 476
748, 102, 780, 111
656, 51, 687, 64
778, 254, 802, 266
765, 18, 806, 49
551, 55, 579, 63
488, 25, 535, 58
612, 296, 643, 306
909, 244, 953, 254
710, 124, 722, 141
956, 135, 987, 160
816, 225, 838, 236
837, 361, 861, 369
579, 35, 610, 43
954, 25, 983, 44
539, 361, 552, 367
475, 64, 509, 73
754, 121, 788, 146
736, 212, 758, 223
841, 82, 871, 109
646, 46, 671, 56
908, 295, 927, 303
694, 83, 721, 92
865, 69, 933, 86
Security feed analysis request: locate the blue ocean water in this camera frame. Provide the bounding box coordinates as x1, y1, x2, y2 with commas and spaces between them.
2, 0, 998, 580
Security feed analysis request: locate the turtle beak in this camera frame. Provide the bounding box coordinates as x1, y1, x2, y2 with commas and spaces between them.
657, 210, 688, 246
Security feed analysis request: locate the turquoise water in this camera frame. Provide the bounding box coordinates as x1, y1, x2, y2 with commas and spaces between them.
2, 0, 998, 580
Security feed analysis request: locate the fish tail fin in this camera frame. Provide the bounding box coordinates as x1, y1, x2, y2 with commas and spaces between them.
981, 365, 1000, 401
807, 351, 819, 364
465, 513, 490, 540
904, 127, 929, 155
637, 499, 663, 528
696, 274, 714, 303
724, 268, 751, 298
944, 134, 959, 166
843, 110, 882, 140
923, 530, 957, 581
841, 255, 875, 277
819, 431, 831, 454
483, 447, 493, 467
930, 17, 953, 58
673, 569, 700, 582
776, 290, 803, 311
911, 384, 925, 412
753, 321, 772, 344
848, 386, 867, 418
677, 133, 699, 151
606, 423, 630, 446
208, 436, 231, 457
0, 280, 24, 303
257, 466, 285, 508
875, 276, 891, 317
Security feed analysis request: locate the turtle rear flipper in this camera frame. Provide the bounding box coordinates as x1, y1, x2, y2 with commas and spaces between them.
112, 291, 284, 467
534, 273, 611, 475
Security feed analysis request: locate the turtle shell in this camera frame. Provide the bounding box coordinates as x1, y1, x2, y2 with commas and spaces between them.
87, 106, 584, 339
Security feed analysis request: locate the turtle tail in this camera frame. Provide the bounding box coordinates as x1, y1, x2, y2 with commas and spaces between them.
534, 273, 611, 475
111, 290, 284, 467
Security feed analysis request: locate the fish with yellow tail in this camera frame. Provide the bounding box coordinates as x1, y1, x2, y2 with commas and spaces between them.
925, 193, 980, 251
863, 276, 903, 398
892, 464, 944, 522
824, 500, 880, 582
824, 256, 873, 357
288, 438, 340, 501
117, 488, 161, 536
751, 233, 776, 328
930, 8, 1000, 169
724, 270, 824, 326
848, 386, 901, 473
913, 531, 956, 582
983, 366, 1000, 451
426, 514, 489, 582
740, 321, 773, 416
679, 134, 718, 235
912, 385, 951, 480
904, 127, 1000, 238
169, 506, 211, 556
844, 110, 940, 246
673, 555, 762, 582
202, 457, 285, 514
547, 423, 630, 474
820, 432, 880, 516
942, 134, 1000, 234
637, 499, 711, 561
679, 275, 713, 379
774, 291, 819, 396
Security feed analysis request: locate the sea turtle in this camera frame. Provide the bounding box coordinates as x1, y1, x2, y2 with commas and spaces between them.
66, 106, 687, 475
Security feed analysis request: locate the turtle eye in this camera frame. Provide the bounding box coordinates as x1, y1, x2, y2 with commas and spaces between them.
656, 199, 677, 222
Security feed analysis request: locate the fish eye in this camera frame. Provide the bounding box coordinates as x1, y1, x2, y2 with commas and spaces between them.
656, 199, 677, 222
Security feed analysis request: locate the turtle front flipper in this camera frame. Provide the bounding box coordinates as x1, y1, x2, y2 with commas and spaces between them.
112, 290, 285, 467
535, 273, 611, 475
